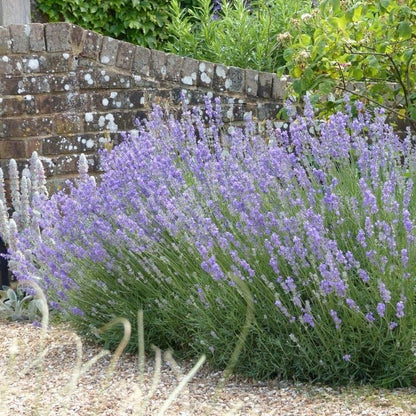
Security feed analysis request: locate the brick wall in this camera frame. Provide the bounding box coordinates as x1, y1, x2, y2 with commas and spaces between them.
0, 23, 287, 190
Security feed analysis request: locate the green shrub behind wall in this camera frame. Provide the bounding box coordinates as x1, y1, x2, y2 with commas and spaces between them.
35, 0, 200, 49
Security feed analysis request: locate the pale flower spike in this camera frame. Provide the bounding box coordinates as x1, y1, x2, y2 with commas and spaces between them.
20, 176, 31, 229
34, 158, 48, 197
29, 152, 39, 192
0, 152, 48, 248
0, 200, 9, 244
7, 219, 17, 253
9, 159, 21, 216
77, 154, 90, 185
0, 168, 6, 206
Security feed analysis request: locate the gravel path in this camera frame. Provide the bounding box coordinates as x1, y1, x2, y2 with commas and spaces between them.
1, 319, 416, 415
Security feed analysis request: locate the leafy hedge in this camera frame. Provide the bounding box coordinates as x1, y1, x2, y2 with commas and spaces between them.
35, 0, 201, 49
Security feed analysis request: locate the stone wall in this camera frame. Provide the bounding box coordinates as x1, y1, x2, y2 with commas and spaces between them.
0, 23, 286, 190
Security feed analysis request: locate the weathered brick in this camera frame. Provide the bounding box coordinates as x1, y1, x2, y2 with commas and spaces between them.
0, 96, 28, 116
132, 77, 157, 89
76, 57, 96, 69
73, 93, 92, 113
0, 27, 11, 54
171, 88, 187, 105
147, 89, 171, 107
212, 64, 228, 92
36, 93, 88, 115
150, 49, 167, 80
245, 69, 258, 96
171, 88, 206, 106
49, 73, 77, 93
232, 103, 247, 122
226, 67, 244, 93
0, 117, 53, 138
83, 110, 134, 133
20, 76, 51, 94
181, 57, 199, 87
112, 110, 136, 131
21, 56, 41, 73
116, 41, 135, 71
165, 54, 183, 82
2, 75, 51, 97
81, 30, 102, 60
36, 54, 71, 74
0, 76, 24, 94
0, 56, 23, 75
25, 139, 42, 156
53, 154, 78, 175
257, 102, 280, 120
43, 134, 102, 155
0, 140, 26, 158
71, 25, 84, 52
100, 37, 118, 66
258, 71, 274, 99
272, 75, 287, 101
78, 69, 133, 90
42, 136, 69, 155
9, 24, 30, 53
132, 46, 151, 77
23, 94, 36, 114
45, 23, 72, 52
127, 90, 146, 108
197, 61, 214, 88
90, 90, 144, 111
29, 24, 46, 52
77, 69, 97, 89
54, 113, 83, 134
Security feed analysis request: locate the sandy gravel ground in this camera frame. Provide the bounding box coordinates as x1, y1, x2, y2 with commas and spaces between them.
1, 319, 416, 415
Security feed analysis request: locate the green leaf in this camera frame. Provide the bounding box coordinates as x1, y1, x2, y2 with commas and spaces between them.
398, 21, 412, 39
380, 0, 391, 9
409, 105, 416, 121
292, 66, 303, 78
328, 15, 347, 31
7, 289, 17, 303
404, 48, 414, 61
351, 5, 363, 22
292, 79, 303, 94
299, 34, 311, 46
317, 80, 334, 94
283, 48, 294, 63
330, 0, 340, 12
351, 67, 364, 80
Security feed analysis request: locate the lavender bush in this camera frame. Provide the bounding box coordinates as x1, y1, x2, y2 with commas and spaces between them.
10, 97, 416, 387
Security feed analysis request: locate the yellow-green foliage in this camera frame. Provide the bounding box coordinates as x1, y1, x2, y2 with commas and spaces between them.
281, 0, 416, 126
